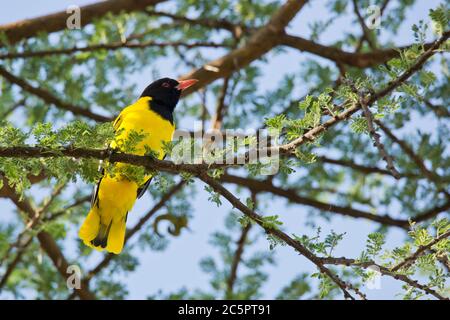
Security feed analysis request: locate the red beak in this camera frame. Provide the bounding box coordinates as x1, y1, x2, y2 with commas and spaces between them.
176, 79, 198, 91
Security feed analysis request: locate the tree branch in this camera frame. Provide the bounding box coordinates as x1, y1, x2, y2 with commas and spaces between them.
278, 34, 438, 68
345, 79, 400, 179
219, 173, 410, 228
268, 30, 449, 157
179, 0, 309, 96
317, 156, 419, 179
210, 77, 230, 131
0, 40, 230, 60
144, 9, 246, 38
149, 5, 434, 71
352, 0, 377, 50
0, 0, 166, 46
391, 230, 450, 272
0, 171, 46, 197
199, 173, 364, 300
1, 184, 96, 299
2, 147, 446, 229
226, 223, 252, 299
424, 100, 450, 118
0, 65, 112, 122
374, 119, 446, 185
0, 98, 26, 119
319, 257, 448, 300
0, 235, 32, 291
0, 181, 67, 292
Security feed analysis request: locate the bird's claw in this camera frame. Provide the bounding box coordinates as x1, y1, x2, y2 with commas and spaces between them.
107, 148, 116, 161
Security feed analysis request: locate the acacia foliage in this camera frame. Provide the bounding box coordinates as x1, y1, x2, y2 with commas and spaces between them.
0, 0, 449, 300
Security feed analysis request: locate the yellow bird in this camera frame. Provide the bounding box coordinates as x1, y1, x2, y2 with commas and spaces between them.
79, 78, 198, 254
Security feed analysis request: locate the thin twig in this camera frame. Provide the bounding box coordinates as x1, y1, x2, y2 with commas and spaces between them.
352, 0, 377, 50
144, 9, 246, 39
0, 66, 112, 122
226, 221, 252, 298
0, 98, 26, 119
318, 156, 420, 179
359, 92, 401, 179
45, 195, 91, 221
1, 184, 96, 299
0, 236, 32, 291
374, 119, 450, 199
391, 230, 450, 272
199, 173, 362, 300
0, 183, 65, 268
211, 77, 230, 131
265, 30, 449, 157
320, 257, 448, 300
0, 40, 230, 60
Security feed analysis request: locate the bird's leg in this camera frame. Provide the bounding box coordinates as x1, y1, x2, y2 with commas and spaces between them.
98, 147, 117, 171
106, 147, 119, 163
107, 147, 115, 161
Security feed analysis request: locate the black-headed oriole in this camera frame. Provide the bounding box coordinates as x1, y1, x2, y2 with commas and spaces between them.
79, 78, 198, 254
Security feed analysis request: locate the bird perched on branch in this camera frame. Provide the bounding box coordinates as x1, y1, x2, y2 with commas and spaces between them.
79, 78, 198, 254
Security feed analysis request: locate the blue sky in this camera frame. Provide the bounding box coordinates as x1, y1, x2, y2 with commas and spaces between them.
0, 0, 446, 300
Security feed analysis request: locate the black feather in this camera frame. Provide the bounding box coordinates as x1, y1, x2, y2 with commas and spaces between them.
91, 220, 113, 248
148, 99, 174, 125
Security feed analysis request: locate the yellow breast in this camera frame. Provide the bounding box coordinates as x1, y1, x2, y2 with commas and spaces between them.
111, 97, 175, 159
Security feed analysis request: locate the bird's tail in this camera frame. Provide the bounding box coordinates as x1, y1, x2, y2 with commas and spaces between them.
78, 206, 127, 254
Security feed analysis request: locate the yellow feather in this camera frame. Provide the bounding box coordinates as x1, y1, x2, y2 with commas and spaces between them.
79, 97, 175, 254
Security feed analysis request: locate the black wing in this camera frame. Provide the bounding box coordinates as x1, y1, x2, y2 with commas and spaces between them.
136, 177, 153, 199
91, 166, 105, 207
91, 111, 122, 207
136, 155, 166, 199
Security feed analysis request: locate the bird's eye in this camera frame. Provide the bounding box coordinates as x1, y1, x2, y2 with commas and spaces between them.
162, 82, 171, 88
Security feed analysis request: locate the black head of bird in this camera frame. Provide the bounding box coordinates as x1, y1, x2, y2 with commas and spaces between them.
140, 78, 198, 112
